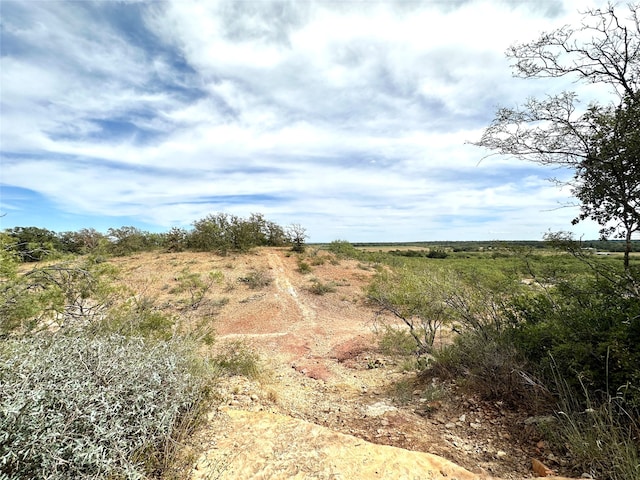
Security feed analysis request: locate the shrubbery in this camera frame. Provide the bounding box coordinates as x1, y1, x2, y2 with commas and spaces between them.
369, 247, 640, 479
0, 334, 211, 479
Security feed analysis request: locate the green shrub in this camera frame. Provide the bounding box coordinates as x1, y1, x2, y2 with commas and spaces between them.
326, 240, 360, 259
431, 332, 548, 409
0, 334, 211, 479
506, 275, 640, 407
377, 325, 417, 356
0, 260, 121, 337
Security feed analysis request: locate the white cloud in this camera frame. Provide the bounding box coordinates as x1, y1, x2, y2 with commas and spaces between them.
0, 0, 616, 241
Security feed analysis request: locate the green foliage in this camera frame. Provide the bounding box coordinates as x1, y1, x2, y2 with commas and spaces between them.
432, 332, 546, 408
104, 295, 176, 341
377, 325, 417, 357
573, 96, 640, 269
164, 227, 189, 253
388, 249, 448, 259
56, 228, 108, 255
107, 226, 160, 256
288, 223, 307, 253
506, 274, 640, 407
368, 267, 451, 355
0, 334, 212, 480
169, 269, 222, 310
326, 240, 360, 259
188, 213, 291, 254
4, 226, 62, 262
0, 259, 121, 337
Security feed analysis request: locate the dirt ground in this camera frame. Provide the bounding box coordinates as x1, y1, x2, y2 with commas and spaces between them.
111, 248, 577, 480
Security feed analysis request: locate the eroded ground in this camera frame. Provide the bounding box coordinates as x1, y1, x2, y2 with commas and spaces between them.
111, 248, 575, 480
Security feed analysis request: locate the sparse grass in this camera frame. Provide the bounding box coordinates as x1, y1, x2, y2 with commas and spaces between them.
297, 260, 312, 274
238, 269, 272, 290
310, 256, 325, 266
548, 371, 640, 480
307, 279, 337, 295
431, 332, 548, 409
387, 377, 415, 405
213, 340, 263, 380
377, 325, 417, 357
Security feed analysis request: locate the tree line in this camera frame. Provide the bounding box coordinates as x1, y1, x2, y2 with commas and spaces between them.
1, 212, 307, 261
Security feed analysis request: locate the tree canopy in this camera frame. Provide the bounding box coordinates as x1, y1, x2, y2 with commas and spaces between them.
475, 3, 640, 269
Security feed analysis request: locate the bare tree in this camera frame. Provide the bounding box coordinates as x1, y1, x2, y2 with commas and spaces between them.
287, 223, 308, 252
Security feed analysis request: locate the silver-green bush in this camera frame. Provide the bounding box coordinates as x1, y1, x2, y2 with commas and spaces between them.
0, 334, 209, 479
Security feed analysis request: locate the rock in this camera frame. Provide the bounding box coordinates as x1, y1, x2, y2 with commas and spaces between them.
525, 415, 556, 426
364, 401, 397, 417
532, 458, 555, 477
496, 450, 507, 458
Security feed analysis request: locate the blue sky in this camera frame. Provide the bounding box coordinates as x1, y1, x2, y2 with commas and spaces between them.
0, 0, 614, 242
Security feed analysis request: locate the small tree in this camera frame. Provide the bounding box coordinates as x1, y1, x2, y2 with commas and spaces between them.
288, 223, 308, 253
367, 267, 450, 355
573, 97, 640, 270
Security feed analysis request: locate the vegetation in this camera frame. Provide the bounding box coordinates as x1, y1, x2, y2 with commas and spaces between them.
475, 3, 640, 270
0, 221, 264, 478
330, 238, 640, 479
238, 269, 273, 290
0, 334, 211, 480
2, 212, 297, 261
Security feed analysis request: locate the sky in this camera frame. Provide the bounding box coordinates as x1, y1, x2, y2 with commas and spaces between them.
0, 0, 619, 242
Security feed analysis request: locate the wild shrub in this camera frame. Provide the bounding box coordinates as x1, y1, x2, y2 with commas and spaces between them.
367, 267, 454, 355
238, 269, 272, 290
506, 274, 640, 407
377, 325, 417, 357
0, 259, 120, 337
307, 279, 336, 295
297, 260, 312, 274
0, 333, 212, 480
326, 240, 356, 257
431, 332, 548, 409
213, 340, 262, 379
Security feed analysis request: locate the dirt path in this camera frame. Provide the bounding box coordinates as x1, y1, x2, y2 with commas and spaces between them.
111, 249, 575, 479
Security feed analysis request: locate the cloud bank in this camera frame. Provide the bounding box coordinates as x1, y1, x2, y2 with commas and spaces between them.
1, 0, 609, 241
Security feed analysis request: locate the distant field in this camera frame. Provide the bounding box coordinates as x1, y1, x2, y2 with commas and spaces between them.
313, 239, 640, 254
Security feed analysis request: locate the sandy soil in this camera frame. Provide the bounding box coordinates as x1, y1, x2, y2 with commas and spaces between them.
110, 248, 576, 480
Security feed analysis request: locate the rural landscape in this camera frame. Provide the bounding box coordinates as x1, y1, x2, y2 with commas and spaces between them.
2, 1, 640, 479
1, 217, 639, 479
